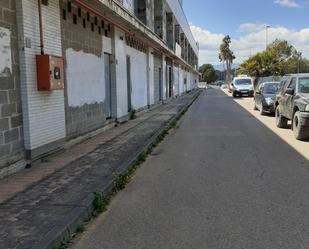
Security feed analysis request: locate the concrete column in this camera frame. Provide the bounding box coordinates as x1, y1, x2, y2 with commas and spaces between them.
147, 48, 154, 106
114, 27, 129, 119
110, 25, 118, 118
162, 55, 167, 100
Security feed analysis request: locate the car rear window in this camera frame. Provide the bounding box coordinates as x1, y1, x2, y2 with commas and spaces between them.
299, 77, 309, 93
263, 83, 278, 94
234, 79, 252, 85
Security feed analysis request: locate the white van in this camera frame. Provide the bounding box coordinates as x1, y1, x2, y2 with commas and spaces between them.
231, 76, 254, 97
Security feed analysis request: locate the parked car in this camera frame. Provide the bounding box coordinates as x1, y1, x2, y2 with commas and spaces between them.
216, 80, 224, 86
275, 74, 309, 140
254, 82, 279, 115
231, 76, 254, 97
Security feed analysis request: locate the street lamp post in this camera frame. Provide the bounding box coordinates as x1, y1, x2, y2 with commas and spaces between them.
266, 25, 270, 50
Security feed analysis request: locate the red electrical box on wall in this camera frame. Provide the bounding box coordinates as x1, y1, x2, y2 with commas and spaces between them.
36, 55, 64, 91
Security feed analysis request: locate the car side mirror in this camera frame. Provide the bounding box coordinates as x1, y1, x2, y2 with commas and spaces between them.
285, 88, 294, 95
231, 83, 234, 86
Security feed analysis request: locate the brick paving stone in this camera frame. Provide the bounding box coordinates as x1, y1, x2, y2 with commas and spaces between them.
0, 91, 200, 249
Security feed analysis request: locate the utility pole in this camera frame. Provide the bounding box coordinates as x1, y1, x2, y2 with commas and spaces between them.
297, 52, 302, 74
266, 25, 270, 50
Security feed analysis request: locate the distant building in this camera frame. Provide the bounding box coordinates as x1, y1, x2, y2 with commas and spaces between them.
0, 0, 199, 177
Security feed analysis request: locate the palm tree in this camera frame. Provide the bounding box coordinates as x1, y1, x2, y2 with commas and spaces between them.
219, 36, 236, 87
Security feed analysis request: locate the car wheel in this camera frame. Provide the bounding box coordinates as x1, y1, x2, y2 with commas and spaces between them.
293, 111, 309, 140
232, 92, 237, 98
275, 105, 288, 128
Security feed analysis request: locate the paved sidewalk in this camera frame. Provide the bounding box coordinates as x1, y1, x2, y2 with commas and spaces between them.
72, 87, 309, 249
0, 90, 201, 249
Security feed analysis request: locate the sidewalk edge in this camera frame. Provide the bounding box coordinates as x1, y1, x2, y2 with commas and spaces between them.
37, 90, 202, 249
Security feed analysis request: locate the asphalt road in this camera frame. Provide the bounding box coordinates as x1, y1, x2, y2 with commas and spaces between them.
73, 88, 309, 249
221, 88, 309, 160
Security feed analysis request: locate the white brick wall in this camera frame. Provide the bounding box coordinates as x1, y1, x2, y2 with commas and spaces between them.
16, 0, 65, 151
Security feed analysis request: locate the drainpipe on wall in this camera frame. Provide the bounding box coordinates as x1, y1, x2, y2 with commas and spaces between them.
38, 0, 45, 55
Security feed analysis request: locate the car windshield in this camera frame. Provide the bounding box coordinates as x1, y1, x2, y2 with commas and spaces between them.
234, 79, 252, 85
299, 77, 309, 93
262, 83, 278, 94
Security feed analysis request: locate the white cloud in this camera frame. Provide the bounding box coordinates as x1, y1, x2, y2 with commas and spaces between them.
190, 25, 225, 65
239, 23, 268, 33
274, 0, 300, 8
190, 23, 309, 66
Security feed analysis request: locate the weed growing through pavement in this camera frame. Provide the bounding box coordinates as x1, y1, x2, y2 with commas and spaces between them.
54, 241, 69, 249
112, 172, 131, 193
129, 109, 137, 120
75, 224, 85, 234
54, 92, 201, 249
93, 192, 110, 214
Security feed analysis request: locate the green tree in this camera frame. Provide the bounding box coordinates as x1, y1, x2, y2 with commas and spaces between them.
219, 35, 236, 86
199, 64, 218, 83
267, 39, 295, 60
238, 39, 305, 77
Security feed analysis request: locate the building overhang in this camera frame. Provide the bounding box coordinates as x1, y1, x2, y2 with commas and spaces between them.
165, 0, 199, 55
72, 0, 199, 74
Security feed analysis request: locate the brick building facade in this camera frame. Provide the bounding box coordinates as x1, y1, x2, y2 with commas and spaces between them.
0, 0, 199, 178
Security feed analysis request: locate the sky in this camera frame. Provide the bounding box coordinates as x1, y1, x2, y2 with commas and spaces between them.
183, 0, 309, 66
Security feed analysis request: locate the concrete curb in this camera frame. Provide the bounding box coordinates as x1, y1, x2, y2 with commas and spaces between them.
42, 90, 202, 249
